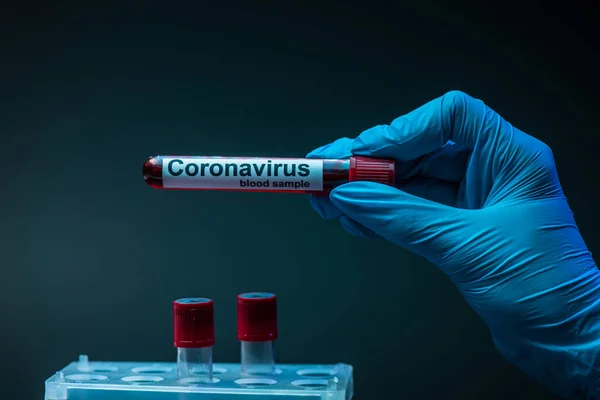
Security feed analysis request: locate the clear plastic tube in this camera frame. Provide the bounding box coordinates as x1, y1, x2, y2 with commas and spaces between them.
173, 298, 215, 382
240, 340, 276, 376
177, 347, 213, 381
237, 292, 278, 376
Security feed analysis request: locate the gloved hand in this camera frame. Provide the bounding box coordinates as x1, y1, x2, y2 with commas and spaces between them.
307, 91, 600, 399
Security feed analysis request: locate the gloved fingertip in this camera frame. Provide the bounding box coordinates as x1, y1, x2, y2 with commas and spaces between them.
307, 138, 354, 159
306, 143, 332, 158
340, 216, 377, 238
330, 181, 395, 203
350, 126, 381, 156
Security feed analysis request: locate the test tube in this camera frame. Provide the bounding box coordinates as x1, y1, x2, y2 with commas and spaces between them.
173, 298, 215, 381
143, 155, 395, 193
237, 292, 278, 376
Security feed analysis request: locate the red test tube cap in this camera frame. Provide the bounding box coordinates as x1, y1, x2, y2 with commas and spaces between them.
173, 298, 215, 348
237, 293, 278, 342
349, 156, 395, 186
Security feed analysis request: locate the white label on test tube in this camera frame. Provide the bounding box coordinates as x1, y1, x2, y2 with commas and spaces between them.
162, 157, 324, 191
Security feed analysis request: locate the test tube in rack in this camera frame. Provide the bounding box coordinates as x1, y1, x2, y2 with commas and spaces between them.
173, 298, 215, 381
237, 292, 278, 376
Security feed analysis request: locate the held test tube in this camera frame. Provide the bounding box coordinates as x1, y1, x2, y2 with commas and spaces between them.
173, 298, 215, 381
237, 293, 278, 376
143, 155, 395, 193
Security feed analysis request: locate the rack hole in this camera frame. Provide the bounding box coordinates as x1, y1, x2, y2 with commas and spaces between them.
121, 375, 164, 383
292, 379, 329, 388
90, 366, 118, 373
190, 366, 227, 375
179, 377, 220, 384
65, 374, 108, 381
131, 366, 173, 374
234, 378, 277, 386
297, 369, 335, 377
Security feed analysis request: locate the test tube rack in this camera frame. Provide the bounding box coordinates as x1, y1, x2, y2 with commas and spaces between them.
44, 355, 354, 399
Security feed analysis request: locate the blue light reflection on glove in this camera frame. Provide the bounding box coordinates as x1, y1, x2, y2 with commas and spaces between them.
307, 91, 600, 399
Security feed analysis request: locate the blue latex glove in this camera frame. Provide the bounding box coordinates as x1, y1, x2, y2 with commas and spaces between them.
307, 91, 600, 399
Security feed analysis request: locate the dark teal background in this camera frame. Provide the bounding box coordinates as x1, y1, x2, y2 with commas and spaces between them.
1, 2, 598, 399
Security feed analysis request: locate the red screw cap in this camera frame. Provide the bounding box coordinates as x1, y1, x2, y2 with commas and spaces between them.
349, 156, 395, 186
173, 298, 215, 348
237, 293, 278, 342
